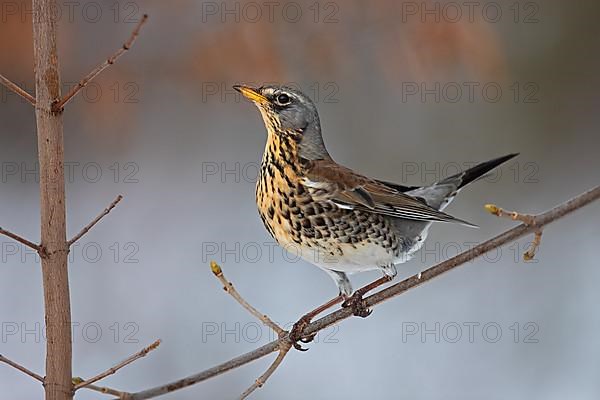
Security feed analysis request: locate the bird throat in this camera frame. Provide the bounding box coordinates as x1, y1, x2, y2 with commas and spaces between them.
256, 128, 307, 245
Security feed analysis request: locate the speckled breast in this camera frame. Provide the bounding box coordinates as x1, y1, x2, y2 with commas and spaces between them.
255, 154, 409, 271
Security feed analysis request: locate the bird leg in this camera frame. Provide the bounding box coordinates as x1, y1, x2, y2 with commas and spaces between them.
342, 274, 394, 318
289, 294, 346, 351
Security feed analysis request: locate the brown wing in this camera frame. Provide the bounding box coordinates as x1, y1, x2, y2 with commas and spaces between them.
304, 159, 475, 226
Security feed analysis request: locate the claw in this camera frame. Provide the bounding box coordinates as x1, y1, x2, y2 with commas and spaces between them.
300, 334, 316, 343
288, 294, 347, 350
289, 316, 314, 351
354, 305, 372, 318
293, 341, 309, 352
342, 292, 372, 318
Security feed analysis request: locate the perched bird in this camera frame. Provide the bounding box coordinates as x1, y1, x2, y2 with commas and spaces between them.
234, 84, 516, 345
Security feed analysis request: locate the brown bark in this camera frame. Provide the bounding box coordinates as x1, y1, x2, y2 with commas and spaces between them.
32, 0, 72, 399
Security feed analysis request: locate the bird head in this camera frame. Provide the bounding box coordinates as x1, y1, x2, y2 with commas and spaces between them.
234, 84, 330, 160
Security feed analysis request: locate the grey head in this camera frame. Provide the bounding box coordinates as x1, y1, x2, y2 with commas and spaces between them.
233, 84, 331, 160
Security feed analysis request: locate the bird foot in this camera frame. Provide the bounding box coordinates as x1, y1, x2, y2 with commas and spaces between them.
289, 315, 317, 351
341, 291, 372, 318
288, 294, 347, 350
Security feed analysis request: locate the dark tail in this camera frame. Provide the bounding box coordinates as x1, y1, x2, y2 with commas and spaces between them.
441, 153, 519, 189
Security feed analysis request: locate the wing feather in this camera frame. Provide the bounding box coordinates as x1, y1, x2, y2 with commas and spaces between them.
305, 159, 475, 226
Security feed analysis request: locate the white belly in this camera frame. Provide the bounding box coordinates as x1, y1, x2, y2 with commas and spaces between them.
281, 227, 431, 274
292, 242, 398, 274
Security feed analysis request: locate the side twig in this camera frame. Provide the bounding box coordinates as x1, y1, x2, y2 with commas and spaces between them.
239, 342, 292, 400
523, 230, 543, 260
485, 203, 543, 260
211, 261, 291, 398
210, 261, 285, 337
119, 185, 600, 400
0, 354, 132, 397
74, 340, 161, 391
68, 195, 123, 246
73, 377, 130, 398
52, 14, 149, 112
0, 354, 44, 382
0, 74, 36, 106
484, 203, 535, 225
86, 384, 130, 398
0, 226, 40, 251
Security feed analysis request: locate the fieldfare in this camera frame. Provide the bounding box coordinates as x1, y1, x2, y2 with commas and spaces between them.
234, 84, 517, 348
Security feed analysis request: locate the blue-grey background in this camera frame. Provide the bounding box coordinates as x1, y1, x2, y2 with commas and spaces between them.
1, 0, 599, 399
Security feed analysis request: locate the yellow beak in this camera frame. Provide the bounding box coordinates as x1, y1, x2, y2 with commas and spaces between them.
233, 85, 268, 105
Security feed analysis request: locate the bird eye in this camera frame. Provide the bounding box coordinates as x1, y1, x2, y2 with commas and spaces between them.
276, 93, 291, 105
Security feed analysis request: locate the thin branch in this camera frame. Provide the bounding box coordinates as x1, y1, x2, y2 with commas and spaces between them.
52, 14, 149, 112
74, 377, 129, 397
121, 185, 600, 400
87, 384, 130, 398
121, 341, 281, 399
0, 226, 40, 251
74, 340, 161, 391
0, 355, 131, 398
68, 195, 123, 246
211, 261, 286, 337
0, 354, 44, 382
0, 74, 36, 106
75, 377, 131, 398
240, 343, 292, 399
485, 203, 543, 260
524, 230, 543, 261
484, 203, 535, 225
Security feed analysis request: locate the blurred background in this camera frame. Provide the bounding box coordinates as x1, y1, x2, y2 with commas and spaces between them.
1, 0, 599, 399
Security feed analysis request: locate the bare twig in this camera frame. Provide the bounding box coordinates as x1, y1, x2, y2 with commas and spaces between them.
524, 230, 543, 261
240, 343, 292, 399
86, 384, 130, 398
120, 185, 600, 400
0, 355, 131, 398
74, 340, 161, 391
0, 354, 44, 382
52, 14, 149, 112
73, 377, 130, 398
208, 260, 295, 399
484, 203, 535, 225
210, 262, 292, 396
485, 203, 543, 260
68, 195, 123, 246
120, 341, 281, 399
211, 261, 285, 337
0, 226, 40, 251
0, 74, 36, 106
